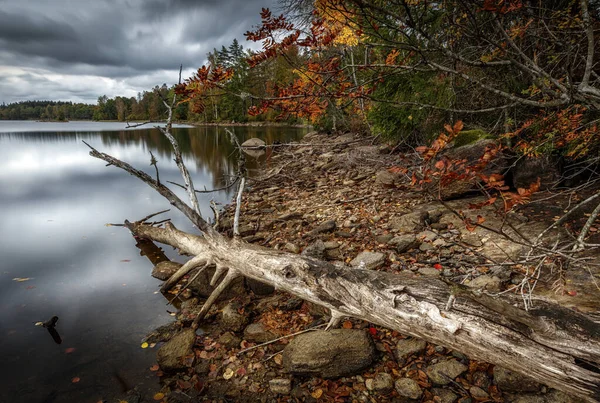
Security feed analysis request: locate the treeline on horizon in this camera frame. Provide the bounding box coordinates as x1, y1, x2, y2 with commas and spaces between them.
0, 39, 303, 124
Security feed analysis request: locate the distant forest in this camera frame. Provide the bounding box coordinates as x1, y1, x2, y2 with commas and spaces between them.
0, 39, 301, 124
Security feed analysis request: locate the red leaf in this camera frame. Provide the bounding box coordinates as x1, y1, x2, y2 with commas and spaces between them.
433, 263, 443, 270
368, 327, 377, 336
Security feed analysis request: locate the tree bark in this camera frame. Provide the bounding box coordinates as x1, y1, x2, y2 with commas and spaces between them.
130, 221, 600, 402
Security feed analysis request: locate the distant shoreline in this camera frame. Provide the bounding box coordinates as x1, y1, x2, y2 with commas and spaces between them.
3, 119, 312, 129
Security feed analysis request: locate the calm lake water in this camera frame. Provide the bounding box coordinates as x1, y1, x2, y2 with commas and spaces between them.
0, 121, 307, 403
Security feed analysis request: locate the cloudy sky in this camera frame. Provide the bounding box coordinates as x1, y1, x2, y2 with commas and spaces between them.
0, 0, 280, 105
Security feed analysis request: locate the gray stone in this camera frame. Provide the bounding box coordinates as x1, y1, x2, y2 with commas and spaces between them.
218, 332, 241, 349
308, 220, 337, 236
350, 251, 386, 270
284, 243, 300, 253
370, 372, 394, 393
493, 366, 541, 393
375, 170, 400, 187
151, 261, 182, 281
188, 266, 245, 299
505, 395, 545, 403
469, 386, 489, 399
220, 301, 248, 332
544, 389, 585, 403
394, 378, 423, 400
283, 329, 375, 378
512, 157, 559, 191
418, 267, 441, 277
467, 275, 502, 292
269, 378, 292, 394
395, 338, 427, 362
302, 240, 326, 259
375, 234, 394, 244
419, 242, 435, 252
489, 265, 512, 281
389, 234, 419, 253
323, 241, 340, 250
390, 211, 425, 233
431, 388, 459, 403
417, 230, 438, 242
241, 138, 266, 148
426, 360, 468, 385
243, 323, 276, 343
157, 329, 196, 371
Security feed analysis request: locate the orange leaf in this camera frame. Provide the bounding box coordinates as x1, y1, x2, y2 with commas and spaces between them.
150, 364, 160, 371
71, 377, 81, 383
153, 392, 165, 401
311, 389, 324, 399
342, 320, 353, 329
453, 120, 464, 133
434, 160, 445, 170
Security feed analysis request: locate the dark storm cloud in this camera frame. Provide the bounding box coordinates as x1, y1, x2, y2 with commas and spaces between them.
0, 0, 279, 103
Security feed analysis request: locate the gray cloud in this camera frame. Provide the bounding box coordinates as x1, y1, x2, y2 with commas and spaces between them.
0, 0, 279, 104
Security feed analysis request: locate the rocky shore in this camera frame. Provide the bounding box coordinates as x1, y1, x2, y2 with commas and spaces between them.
137, 131, 594, 403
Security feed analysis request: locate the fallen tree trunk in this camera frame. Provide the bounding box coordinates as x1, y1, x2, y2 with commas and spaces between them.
130, 221, 600, 402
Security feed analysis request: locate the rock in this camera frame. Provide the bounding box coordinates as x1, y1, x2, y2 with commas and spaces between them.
375, 170, 400, 187
307, 220, 337, 236
467, 275, 502, 292
389, 234, 419, 253
335, 231, 353, 238
395, 338, 427, 362
489, 265, 512, 281
375, 234, 394, 244
432, 388, 459, 403
419, 242, 435, 252
394, 378, 423, 400
284, 243, 300, 254
195, 359, 210, 375
472, 371, 491, 389
241, 138, 266, 148
350, 251, 386, 270
282, 329, 375, 378
417, 230, 438, 241
246, 278, 275, 296
220, 301, 248, 332
325, 248, 343, 260
157, 329, 196, 371
390, 211, 426, 233
505, 395, 545, 403
544, 389, 585, 403
238, 224, 255, 237
512, 156, 559, 190
188, 266, 245, 299
493, 366, 541, 393
243, 323, 276, 343
369, 373, 394, 393
469, 386, 489, 399
323, 241, 340, 250
218, 332, 241, 349
426, 360, 468, 385
151, 261, 182, 281
302, 240, 326, 259
269, 378, 292, 394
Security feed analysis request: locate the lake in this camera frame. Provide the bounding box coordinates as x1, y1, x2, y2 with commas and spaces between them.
0, 121, 307, 403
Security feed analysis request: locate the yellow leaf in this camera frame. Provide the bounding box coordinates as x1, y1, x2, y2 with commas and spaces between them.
13, 277, 33, 282
311, 388, 324, 399
223, 367, 235, 380
153, 392, 165, 401
141, 342, 149, 349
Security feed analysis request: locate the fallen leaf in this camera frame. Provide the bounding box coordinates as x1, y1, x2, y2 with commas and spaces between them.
567, 290, 578, 296
311, 389, 324, 399
141, 342, 149, 349
433, 263, 442, 270
153, 392, 165, 401
342, 320, 353, 329
223, 367, 235, 379
274, 354, 283, 366
64, 347, 76, 354
150, 364, 159, 371
368, 327, 377, 336
26, 285, 36, 290
120, 259, 131, 262
71, 377, 80, 383
13, 277, 33, 282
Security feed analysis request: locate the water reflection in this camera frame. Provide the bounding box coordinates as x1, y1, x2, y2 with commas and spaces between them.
0, 122, 306, 403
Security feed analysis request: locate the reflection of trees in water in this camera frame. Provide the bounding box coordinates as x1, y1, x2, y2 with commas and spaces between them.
2, 126, 306, 190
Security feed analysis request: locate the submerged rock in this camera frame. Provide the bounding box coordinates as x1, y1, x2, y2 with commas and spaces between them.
283, 329, 375, 378
151, 261, 182, 281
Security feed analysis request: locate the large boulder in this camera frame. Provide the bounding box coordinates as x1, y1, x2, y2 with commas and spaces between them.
157, 329, 196, 371
241, 138, 266, 148
436, 139, 508, 200
283, 329, 375, 378
512, 157, 560, 190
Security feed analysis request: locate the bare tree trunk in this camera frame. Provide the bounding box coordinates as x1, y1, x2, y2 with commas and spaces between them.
127, 221, 600, 401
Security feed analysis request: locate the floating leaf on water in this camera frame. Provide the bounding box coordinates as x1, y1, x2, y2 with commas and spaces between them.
13, 277, 33, 282
150, 364, 159, 371
141, 342, 149, 349
34, 322, 44, 326
64, 347, 76, 354
153, 392, 165, 400
223, 367, 234, 379
120, 259, 131, 263
71, 377, 80, 383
